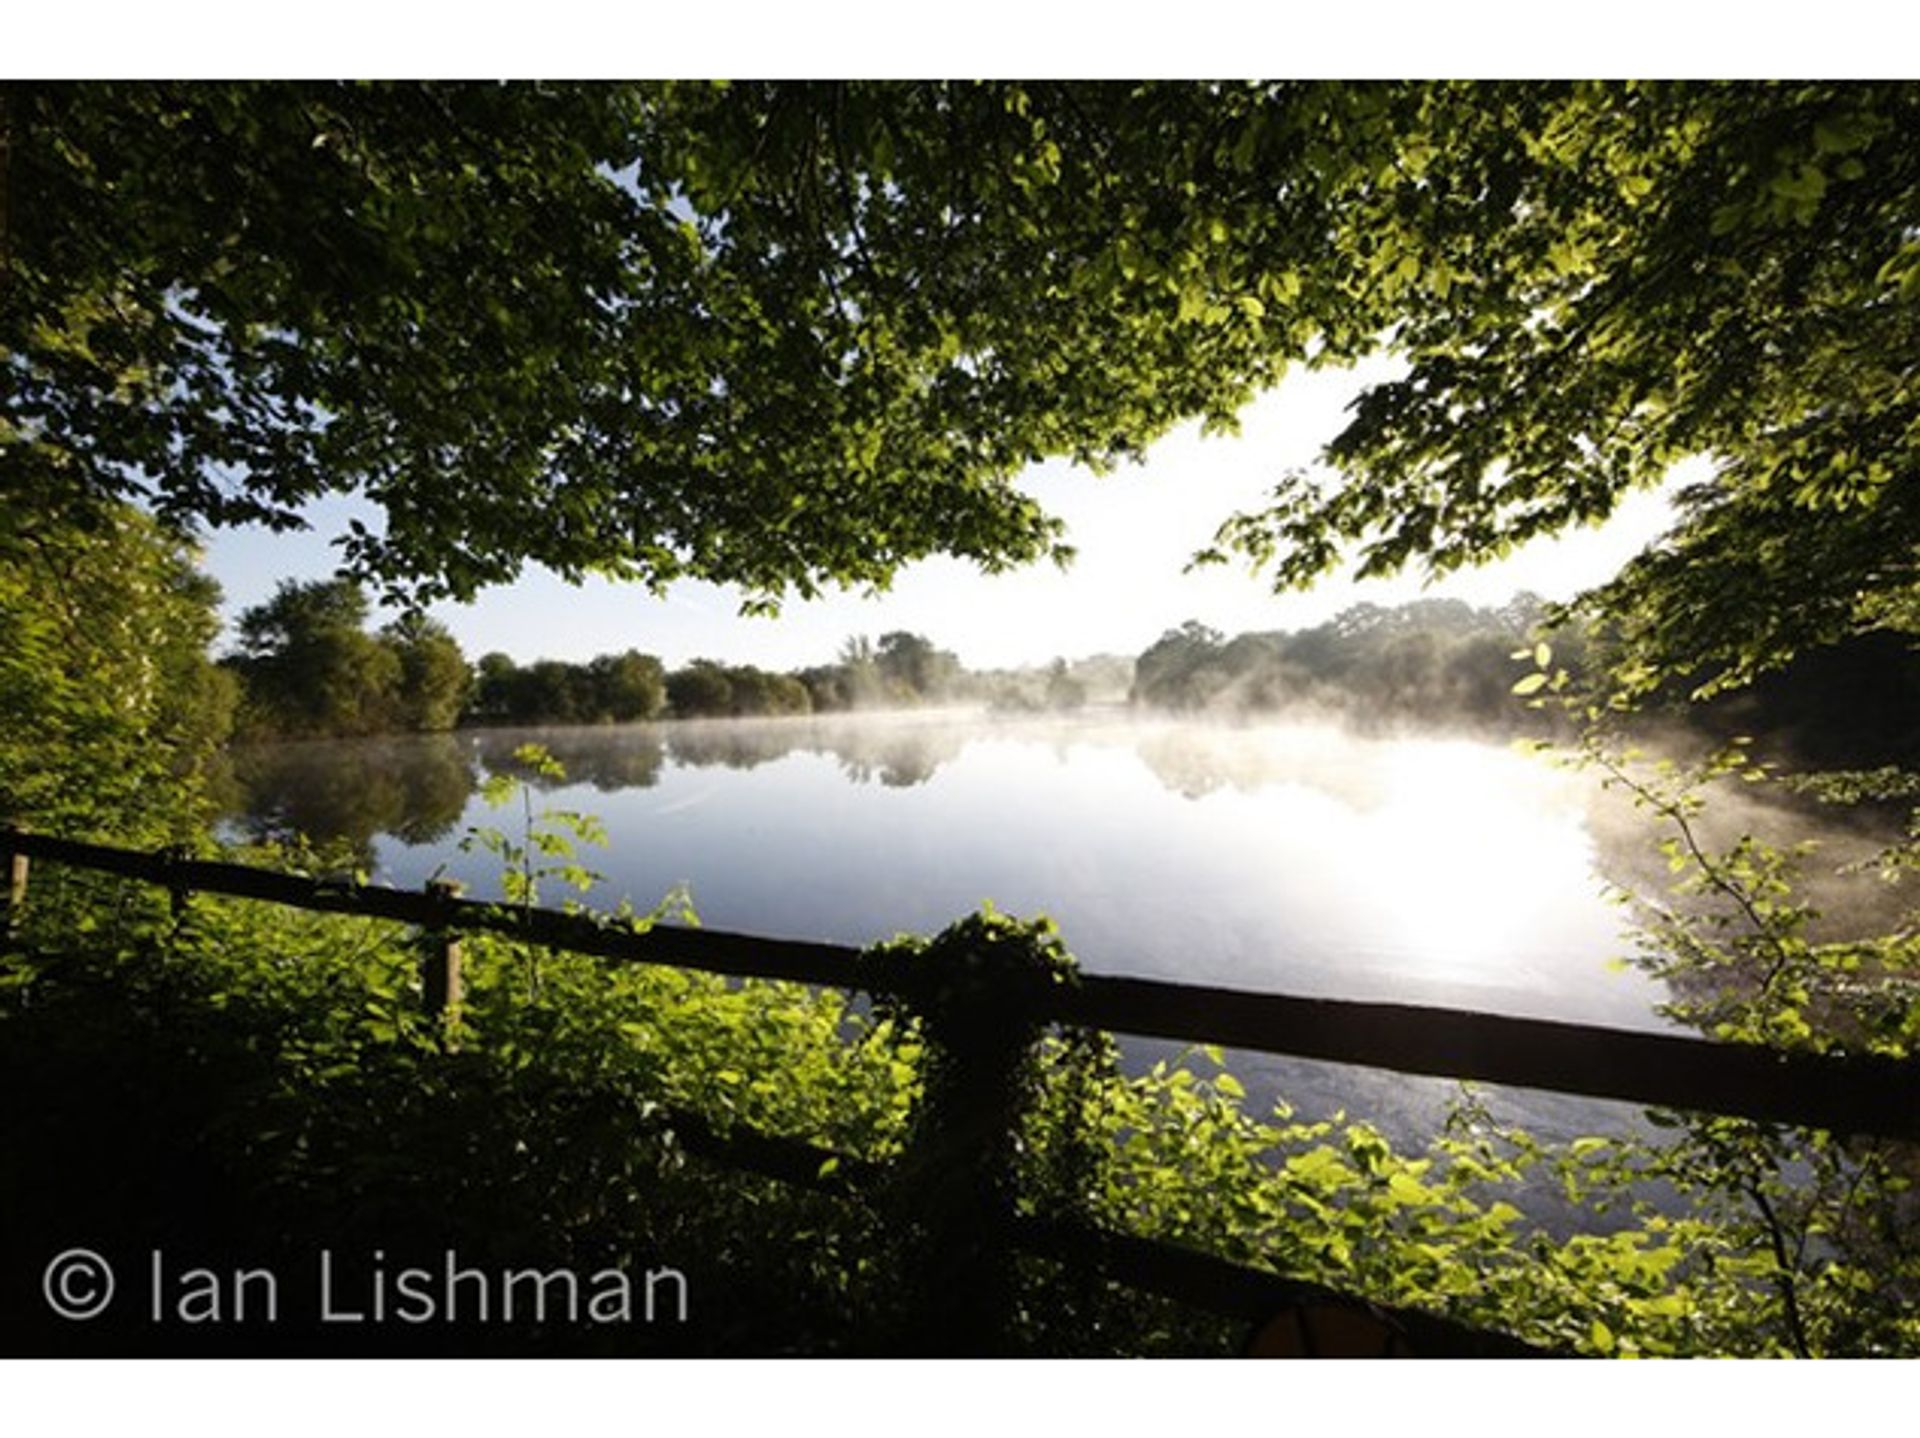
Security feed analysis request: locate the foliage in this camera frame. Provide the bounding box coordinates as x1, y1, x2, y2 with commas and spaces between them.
0, 859, 915, 1354
872, 632, 963, 704
1197, 82, 1920, 709
663, 659, 811, 720
8, 846, 1916, 1355
860, 909, 1105, 1169
0, 504, 235, 840
1130, 596, 1564, 732
9, 78, 1920, 1357
442, 746, 705, 1083
1581, 743, 1920, 1355
1576, 741, 1920, 1059
227, 579, 444, 739
460, 743, 607, 907
794, 632, 965, 713
7, 81, 1300, 607
383, 612, 471, 732
466, 649, 667, 727
10, 83, 1912, 707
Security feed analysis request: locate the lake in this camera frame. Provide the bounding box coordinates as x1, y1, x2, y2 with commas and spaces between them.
221, 709, 1877, 1154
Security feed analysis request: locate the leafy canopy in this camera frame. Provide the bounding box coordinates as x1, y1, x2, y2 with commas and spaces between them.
1201, 83, 1919, 701
6, 82, 1914, 697
6, 82, 1337, 606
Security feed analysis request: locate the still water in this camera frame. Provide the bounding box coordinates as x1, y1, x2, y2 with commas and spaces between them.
223, 710, 1748, 1147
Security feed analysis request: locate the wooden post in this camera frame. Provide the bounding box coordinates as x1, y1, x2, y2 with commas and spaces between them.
889, 923, 1053, 1356
421, 878, 464, 1036
165, 844, 194, 923
3, 823, 27, 937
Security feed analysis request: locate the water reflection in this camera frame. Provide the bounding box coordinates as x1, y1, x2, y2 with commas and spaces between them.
229, 711, 1512, 854
472, 726, 667, 792
224, 733, 479, 864
662, 720, 805, 775
215, 710, 1908, 1171
222, 712, 1632, 1012
224, 713, 1895, 937
227, 714, 990, 850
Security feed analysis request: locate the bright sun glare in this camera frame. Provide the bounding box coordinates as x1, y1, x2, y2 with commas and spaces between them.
1366, 740, 1596, 976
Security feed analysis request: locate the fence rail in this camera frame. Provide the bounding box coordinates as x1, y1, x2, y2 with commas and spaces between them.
11, 826, 1915, 1141
9, 823, 1920, 1356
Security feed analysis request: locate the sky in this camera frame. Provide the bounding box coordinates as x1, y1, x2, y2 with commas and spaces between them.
197, 355, 1691, 673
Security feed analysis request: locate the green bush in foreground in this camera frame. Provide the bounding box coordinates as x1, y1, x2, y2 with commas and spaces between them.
2, 865, 1913, 1355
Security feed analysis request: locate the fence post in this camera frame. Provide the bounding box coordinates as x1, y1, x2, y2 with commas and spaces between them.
886, 917, 1056, 1356
164, 843, 195, 923
421, 878, 464, 1039
3, 822, 26, 937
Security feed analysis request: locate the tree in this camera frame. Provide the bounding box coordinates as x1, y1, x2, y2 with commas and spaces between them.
464, 649, 669, 726
832, 637, 888, 709
1201, 82, 1920, 704
382, 612, 471, 732
665, 661, 735, 719
8, 83, 1911, 706
469, 652, 524, 725
229, 579, 401, 738
522, 660, 592, 726
0, 505, 236, 837
1130, 621, 1227, 711
1043, 659, 1087, 712
1126, 601, 1573, 732
4, 82, 1326, 607
585, 650, 668, 724
875, 632, 961, 702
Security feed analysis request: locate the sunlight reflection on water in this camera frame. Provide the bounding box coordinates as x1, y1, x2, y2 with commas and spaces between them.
230, 710, 1668, 1032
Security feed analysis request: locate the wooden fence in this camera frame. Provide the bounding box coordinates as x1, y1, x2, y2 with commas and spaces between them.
8, 823, 1920, 1356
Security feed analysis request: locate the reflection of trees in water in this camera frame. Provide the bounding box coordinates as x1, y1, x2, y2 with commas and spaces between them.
1130, 725, 1394, 809
664, 721, 792, 773
1133, 730, 1267, 800
665, 715, 967, 789
468, 715, 967, 791
811, 718, 965, 788
831, 728, 963, 788
225, 733, 479, 861
474, 727, 666, 792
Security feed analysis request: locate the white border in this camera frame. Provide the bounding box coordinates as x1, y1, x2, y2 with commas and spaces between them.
0, 1356, 1892, 1434
6, 3, 1913, 79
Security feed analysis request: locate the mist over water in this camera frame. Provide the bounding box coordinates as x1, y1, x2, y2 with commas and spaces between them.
222, 708, 1894, 1154
228, 711, 1647, 1005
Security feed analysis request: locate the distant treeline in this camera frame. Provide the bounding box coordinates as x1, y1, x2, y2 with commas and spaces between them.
1128, 597, 1566, 734
216, 580, 1918, 767
1125, 596, 1919, 768
465, 630, 973, 726
222, 580, 1104, 740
